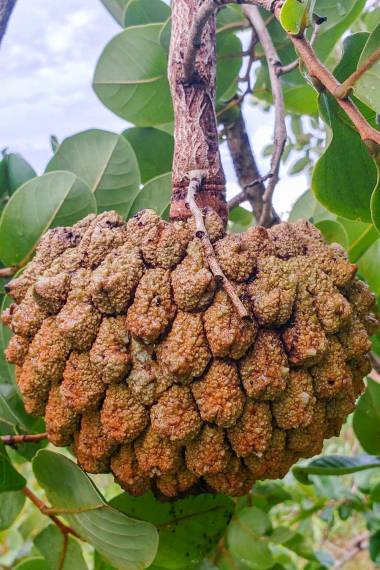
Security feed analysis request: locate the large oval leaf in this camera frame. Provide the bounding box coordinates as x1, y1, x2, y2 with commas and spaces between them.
128, 172, 171, 219
46, 130, 140, 217
123, 0, 170, 27
0, 171, 96, 267
293, 454, 380, 485
99, 0, 128, 25
6, 153, 36, 194
353, 379, 380, 455
123, 127, 174, 183
111, 492, 234, 570
33, 450, 158, 570
312, 92, 378, 222
93, 24, 173, 126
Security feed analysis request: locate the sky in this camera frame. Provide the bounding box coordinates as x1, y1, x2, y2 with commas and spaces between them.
0, 0, 307, 218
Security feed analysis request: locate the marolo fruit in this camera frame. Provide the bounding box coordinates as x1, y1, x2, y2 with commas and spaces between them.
2, 208, 378, 499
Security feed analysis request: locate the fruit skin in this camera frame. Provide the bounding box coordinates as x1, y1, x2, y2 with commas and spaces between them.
2, 209, 379, 499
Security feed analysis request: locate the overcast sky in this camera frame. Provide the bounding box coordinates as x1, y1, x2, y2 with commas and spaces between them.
0, 0, 306, 218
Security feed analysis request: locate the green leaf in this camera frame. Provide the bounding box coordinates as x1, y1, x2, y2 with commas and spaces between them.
227, 507, 274, 570
46, 130, 140, 217
293, 454, 380, 485
315, 220, 348, 247
216, 32, 242, 101
14, 559, 49, 570
229, 206, 255, 233
123, 0, 170, 27
0, 293, 14, 384
0, 171, 96, 267
355, 23, 380, 114
269, 527, 296, 545
280, 0, 315, 35
312, 92, 378, 222
128, 172, 171, 219
99, 0, 128, 25
370, 531, 380, 564
93, 24, 173, 126
357, 240, 380, 296
123, 127, 173, 183
159, 17, 171, 53
0, 394, 21, 429
371, 181, 380, 234
339, 217, 379, 262
111, 492, 234, 570
289, 156, 310, 175
50, 135, 60, 154
314, 0, 367, 61
253, 64, 318, 117
6, 153, 36, 194
353, 379, 380, 454
370, 481, 380, 502
0, 490, 25, 530
33, 450, 158, 570
94, 551, 117, 570
217, 5, 244, 31
0, 442, 26, 491
35, 525, 88, 570
288, 190, 317, 222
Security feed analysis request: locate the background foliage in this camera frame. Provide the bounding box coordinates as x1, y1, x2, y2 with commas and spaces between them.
1, 0, 380, 569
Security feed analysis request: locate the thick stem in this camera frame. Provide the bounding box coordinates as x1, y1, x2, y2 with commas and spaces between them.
169, 0, 228, 224
0, 0, 16, 45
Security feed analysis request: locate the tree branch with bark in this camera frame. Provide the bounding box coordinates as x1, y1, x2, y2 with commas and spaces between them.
0, 0, 16, 45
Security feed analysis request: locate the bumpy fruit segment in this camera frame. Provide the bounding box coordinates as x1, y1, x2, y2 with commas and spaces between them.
2, 210, 378, 499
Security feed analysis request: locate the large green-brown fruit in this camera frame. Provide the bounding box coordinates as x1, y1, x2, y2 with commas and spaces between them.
2, 209, 378, 499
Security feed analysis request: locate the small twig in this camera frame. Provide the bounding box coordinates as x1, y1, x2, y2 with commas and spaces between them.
0, 266, 17, 278
22, 486, 81, 539
244, 5, 287, 227
334, 532, 369, 569
186, 170, 250, 320
217, 19, 248, 34
1, 432, 48, 445
58, 533, 69, 570
335, 46, 380, 99
228, 191, 248, 210
277, 23, 321, 76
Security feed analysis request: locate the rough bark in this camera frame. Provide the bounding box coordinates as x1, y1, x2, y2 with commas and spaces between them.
0, 0, 16, 46
168, 0, 228, 224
